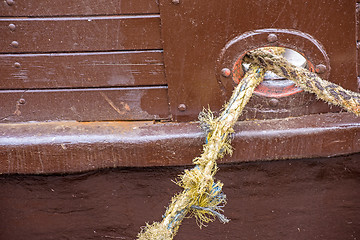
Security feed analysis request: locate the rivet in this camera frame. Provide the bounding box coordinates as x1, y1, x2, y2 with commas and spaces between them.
11, 41, 19, 48
172, 0, 180, 4
8, 24, 16, 31
315, 64, 326, 74
14, 62, 21, 68
178, 104, 186, 111
18, 98, 26, 105
357, 41, 360, 49
6, 0, 15, 6
269, 98, 279, 107
221, 68, 231, 78
267, 34, 278, 43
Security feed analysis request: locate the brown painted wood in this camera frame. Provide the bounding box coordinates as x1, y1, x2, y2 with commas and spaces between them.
0, 86, 170, 122
0, 153, 359, 240
159, 0, 357, 121
0, 16, 162, 53
357, 3, 360, 41
0, 51, 166, 89
357, 3, 360, 78
358, 48, 360, 80
0, 0, 159, 16
0, 112, 358, 174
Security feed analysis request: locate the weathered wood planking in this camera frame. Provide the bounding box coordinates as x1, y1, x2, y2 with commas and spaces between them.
357, 2, 360, 81
0, 16, 162, 53
0, 154, 359, 239
0, 51, 166, 89
0, 87, 170, 122
0, 0, 159, 16
357, 2, 360, 41
358, 50, 360, 87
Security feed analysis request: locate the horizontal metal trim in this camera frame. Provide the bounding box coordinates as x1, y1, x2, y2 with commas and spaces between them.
0, 112, 359, 174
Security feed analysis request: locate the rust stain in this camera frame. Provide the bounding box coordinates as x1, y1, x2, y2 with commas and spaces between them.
13, 101, 22, 116
122, 102, 131, 111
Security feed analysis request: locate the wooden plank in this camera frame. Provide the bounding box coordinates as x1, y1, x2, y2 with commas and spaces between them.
0, 16, 162, 53
358, 47, 360, 79
0, 154, 360, 239
0, 0, 159, 16
0, 87, 170, 122
357, 3, 360, 76
357, 3, 360, 41
0, 51, 166, 89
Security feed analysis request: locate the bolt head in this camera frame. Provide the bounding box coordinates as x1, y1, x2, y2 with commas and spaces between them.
221, 68, 231, 78
315, 64, 326, 74
11, 41, 19, 48
18, 98, 26, 104
8, 24, 16, 31
14, 62, 21, 68
6, 0, 15, 6
269, 98, 279, 107
267, 34, 278, 43
172, 0, 180, 4
178, 104, 186, 112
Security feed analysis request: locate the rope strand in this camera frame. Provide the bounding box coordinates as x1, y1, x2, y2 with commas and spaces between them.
137, 48, 360, 240
137, 66, 265, 240
244, 49, 360, 116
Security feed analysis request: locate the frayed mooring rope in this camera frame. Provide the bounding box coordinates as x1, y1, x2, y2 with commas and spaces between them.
137, 48, 360, 240
244, 48, 360, 116
137, 222, 172, 240
137, 66, 265, 240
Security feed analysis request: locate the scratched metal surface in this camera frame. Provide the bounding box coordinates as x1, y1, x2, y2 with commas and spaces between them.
0, 112, 359, 174
159, 0, 357, 121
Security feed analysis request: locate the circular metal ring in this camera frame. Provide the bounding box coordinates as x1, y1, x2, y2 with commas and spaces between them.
216, 28, 330, 98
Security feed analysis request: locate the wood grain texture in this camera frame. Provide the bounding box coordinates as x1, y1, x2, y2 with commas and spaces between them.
357, 3, 360, 41
358, 49, 360, 87
0, 51, 166, 89
0, 0, 159, 16
0, 154, 359, 239
0, 86, 170, 122
0, 16, 162, 53
357, 3, 360, 78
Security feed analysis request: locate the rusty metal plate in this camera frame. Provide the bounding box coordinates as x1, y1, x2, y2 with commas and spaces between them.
0, 51, 166, 89
159, 0, 357, 121
0, 16, 162, 53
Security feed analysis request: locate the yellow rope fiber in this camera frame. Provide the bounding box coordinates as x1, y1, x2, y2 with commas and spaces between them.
244, 49, 360, 116
137, 66, 265, 240
137, 48, 360, 240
